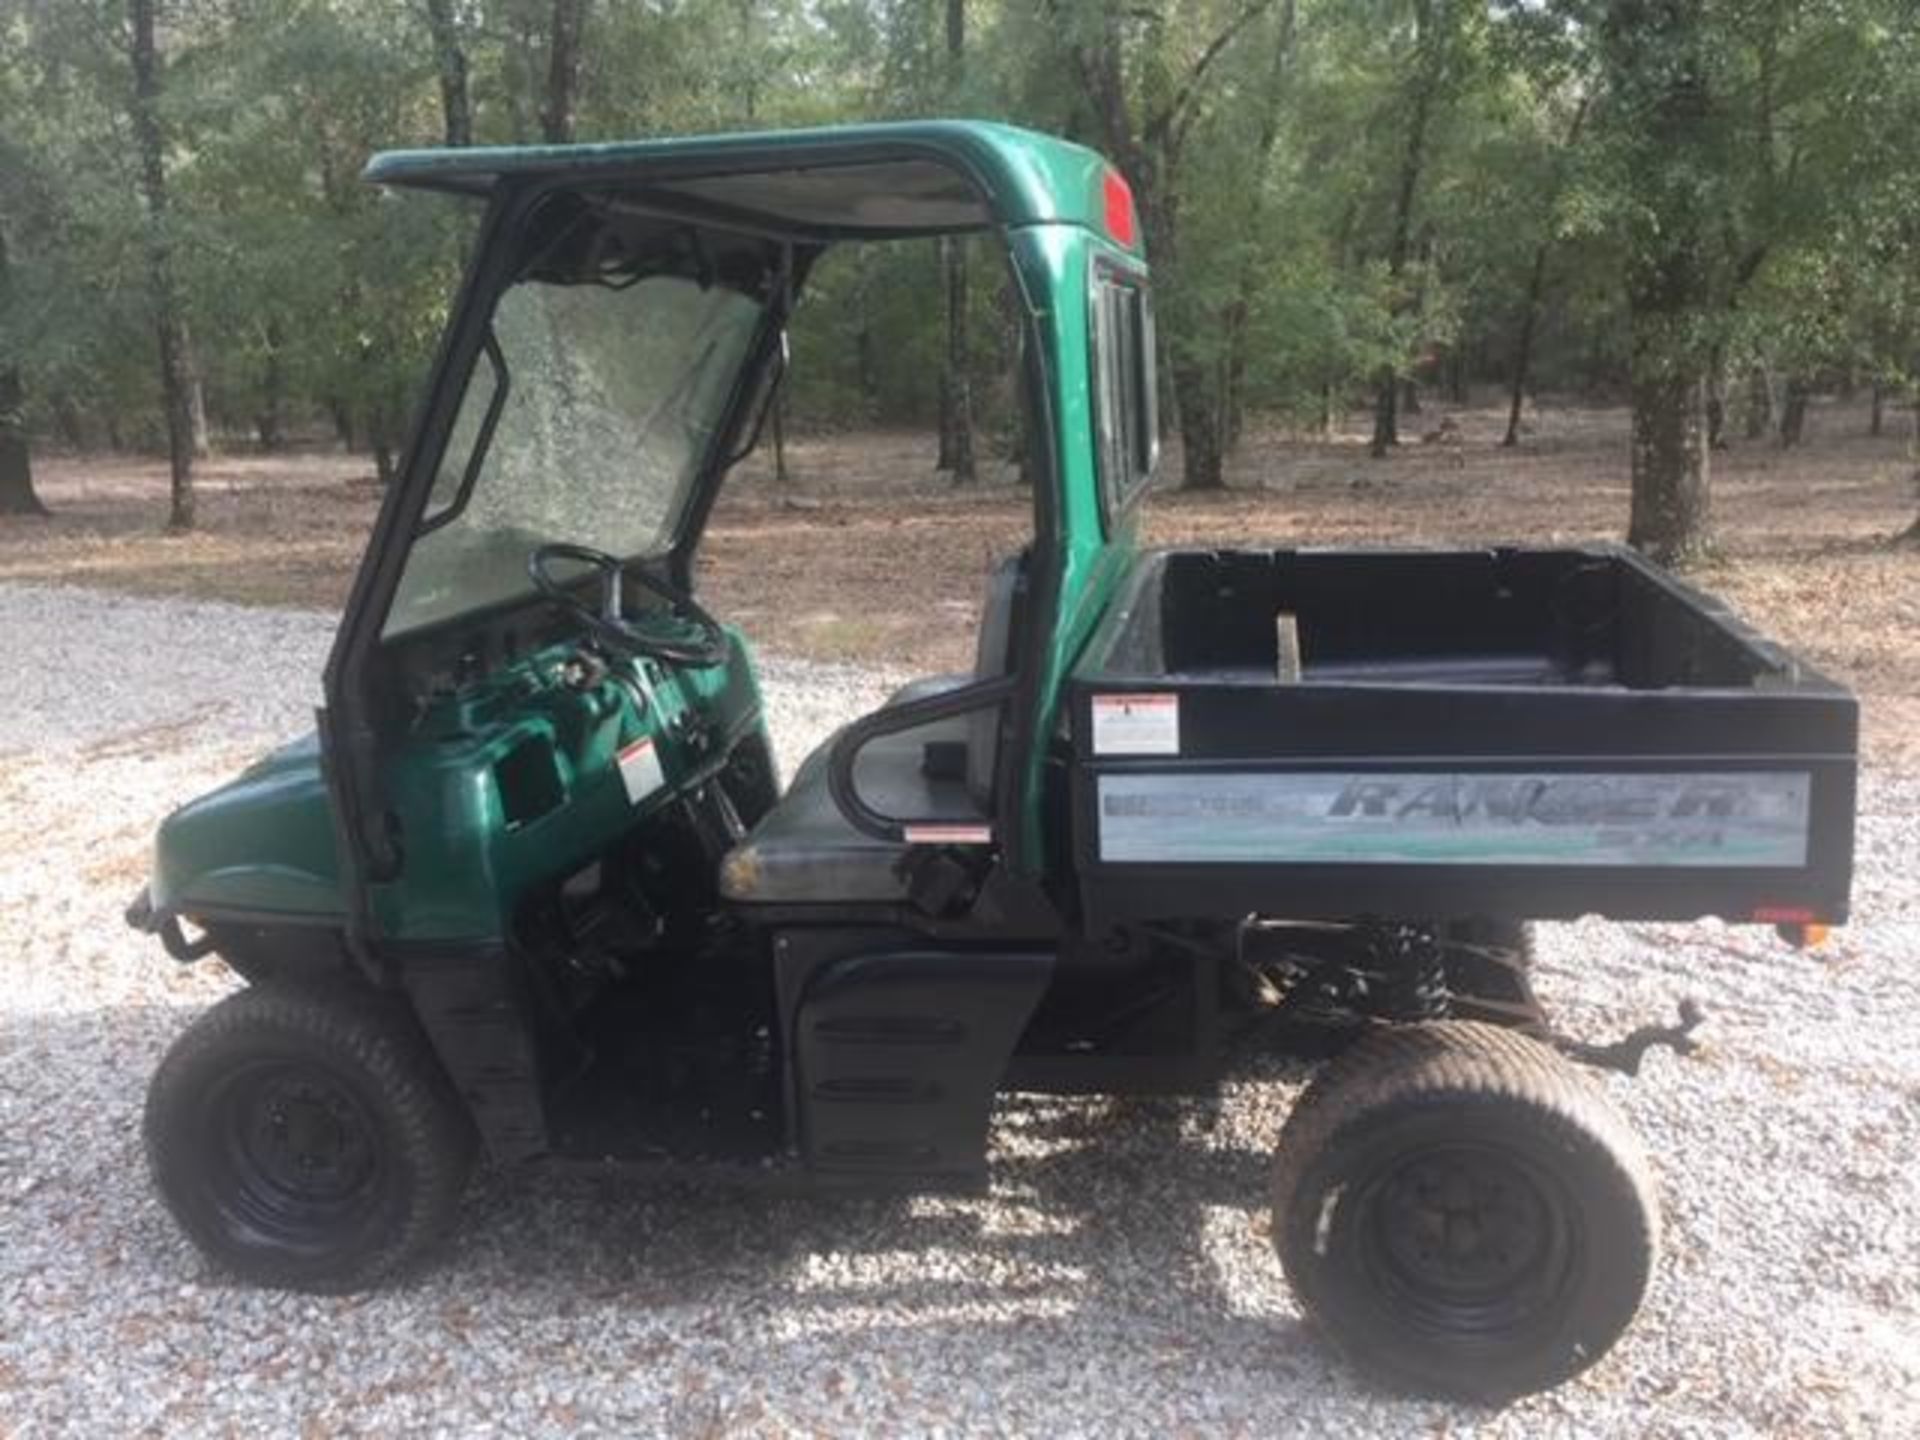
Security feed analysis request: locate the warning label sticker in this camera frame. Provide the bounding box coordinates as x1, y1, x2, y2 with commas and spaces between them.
617, 735, 666, 805
1090, 693, 1180, 756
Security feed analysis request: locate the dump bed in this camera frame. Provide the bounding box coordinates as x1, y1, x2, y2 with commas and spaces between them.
1067, 546, 1856, 927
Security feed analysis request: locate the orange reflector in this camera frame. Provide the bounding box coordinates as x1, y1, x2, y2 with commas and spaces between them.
1103, 170, 1137, 248
1752, 904, 1816, 924
1774, 921, 1834, 950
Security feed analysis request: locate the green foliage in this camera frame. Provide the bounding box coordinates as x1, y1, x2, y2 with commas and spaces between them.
0, 0, 1915, 483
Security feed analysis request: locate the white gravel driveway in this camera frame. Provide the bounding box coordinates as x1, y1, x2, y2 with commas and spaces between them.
1, 580, 1916, 1436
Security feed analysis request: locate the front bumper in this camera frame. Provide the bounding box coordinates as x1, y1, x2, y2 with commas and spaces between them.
125, 885, 217, 962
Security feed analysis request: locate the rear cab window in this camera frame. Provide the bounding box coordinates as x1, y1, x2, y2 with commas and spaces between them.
1090, 265, 1159, 524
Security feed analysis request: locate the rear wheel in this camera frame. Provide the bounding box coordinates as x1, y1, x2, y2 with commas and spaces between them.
1271, 1020, 1656, 1400
145, 984, 475, 1291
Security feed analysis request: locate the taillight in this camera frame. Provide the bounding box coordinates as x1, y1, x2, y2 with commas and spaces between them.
1103, 169, 1137, 248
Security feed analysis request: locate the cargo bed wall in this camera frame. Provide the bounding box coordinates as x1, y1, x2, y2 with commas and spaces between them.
1068, 547, 1857, 926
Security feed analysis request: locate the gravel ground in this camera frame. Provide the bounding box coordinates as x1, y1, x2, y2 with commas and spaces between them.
1, 579, 1916, 1437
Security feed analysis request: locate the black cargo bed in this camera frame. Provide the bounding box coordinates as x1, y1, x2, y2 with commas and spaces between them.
1067, 546, 1856, 926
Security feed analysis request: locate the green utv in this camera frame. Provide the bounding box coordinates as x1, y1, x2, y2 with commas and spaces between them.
129, 122, 1857, 1400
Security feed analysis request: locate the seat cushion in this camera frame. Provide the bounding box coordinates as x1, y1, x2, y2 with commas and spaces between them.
718, 552, 1020, 909
720, 703, 981, 905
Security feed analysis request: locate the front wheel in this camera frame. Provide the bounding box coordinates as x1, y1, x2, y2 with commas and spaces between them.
145, 984, 475, 1291
1271, 1021, 1657, 1400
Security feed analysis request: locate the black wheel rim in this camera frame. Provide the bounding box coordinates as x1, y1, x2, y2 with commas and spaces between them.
1356, 1141, 1577, 1344
201, 1060, 387, 1256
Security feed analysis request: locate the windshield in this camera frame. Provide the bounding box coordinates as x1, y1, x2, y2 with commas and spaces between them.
385, 272, 764, 637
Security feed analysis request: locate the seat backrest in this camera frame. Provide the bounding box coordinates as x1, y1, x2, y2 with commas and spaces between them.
968, 551, 1027, 808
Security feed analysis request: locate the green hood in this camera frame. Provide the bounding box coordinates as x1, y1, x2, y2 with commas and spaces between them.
151, 732, 344, 923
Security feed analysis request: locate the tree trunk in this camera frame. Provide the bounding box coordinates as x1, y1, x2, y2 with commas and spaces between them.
52, 393, 87, 451
937, 239, 976, 481
1745, 367, 1772, 438
128, 0, 196, 532
0, 226, 48, 516
0, 364, 40, 516
1610, 0, 1718, 563
935, 0, 975, 482
1627, 370, 1712, 565
1901, 378, 1920, 545
855, 320, 877, 410
1869, 380, 1885, 438
505, 10, 538, 142
1779, 374, 1811, 448
771, 386, 789, 488
186, 348, 211, 458
1705, 345, 1728, 450
1371, 0, 1441, 459
1171, 350, 1225, 491
1370, 372, 1400, 456
1502, 244, 1549, 447
370, 397, 400, 487
1221, 1, 1299, 458
1501, 101, 1591, 448
256, 320, 286, 450
424, 0, 473, 147
540, 0, 588, 144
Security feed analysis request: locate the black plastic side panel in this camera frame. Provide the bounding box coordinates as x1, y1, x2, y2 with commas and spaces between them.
777, 932, 1052, 1181
398, 946, 548, 1162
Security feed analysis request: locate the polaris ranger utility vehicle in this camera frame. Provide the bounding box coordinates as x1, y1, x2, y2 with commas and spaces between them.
129, 121, 1857, 1400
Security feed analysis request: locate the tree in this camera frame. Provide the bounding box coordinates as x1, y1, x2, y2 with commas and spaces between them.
1043, 0, 1276, 491
1501, 97, 1590, 447
1605, 1, 1717, 562
0, 0, 1911, 532
1370, 0, 1460, 458
128, 0, 196, 532
1218, 0, 1298, 451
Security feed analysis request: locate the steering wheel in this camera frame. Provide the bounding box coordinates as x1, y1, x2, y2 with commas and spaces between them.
527, 542, 730, 667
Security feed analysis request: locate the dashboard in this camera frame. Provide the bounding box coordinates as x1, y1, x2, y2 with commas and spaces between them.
366, 622, 767, 943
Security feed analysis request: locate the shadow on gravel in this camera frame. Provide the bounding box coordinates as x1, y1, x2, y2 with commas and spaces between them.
442, 1081, 1321, 1357
12, 1000, 1368, 1421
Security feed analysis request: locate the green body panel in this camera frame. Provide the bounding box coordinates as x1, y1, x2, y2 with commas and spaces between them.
369, 629, 766, 942
1008, 224, 1141, 865
154, 632, 766, 940
363, 121, 1132, 252
151, 734, 344, 922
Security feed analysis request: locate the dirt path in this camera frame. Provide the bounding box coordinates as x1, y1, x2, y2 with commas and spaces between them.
4, 401, 1914, 762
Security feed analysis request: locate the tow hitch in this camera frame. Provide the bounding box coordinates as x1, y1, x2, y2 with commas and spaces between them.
1554, 998, 1706, 1076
